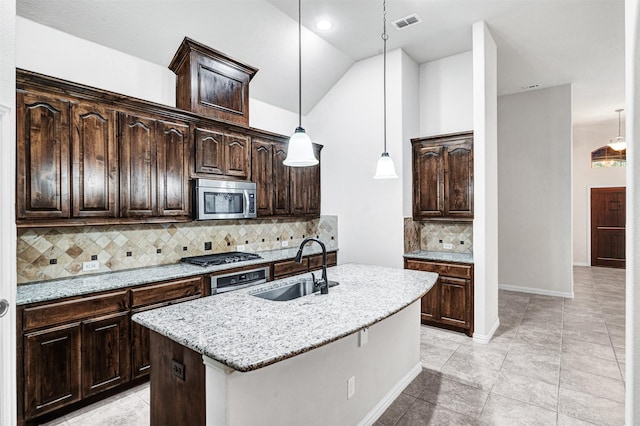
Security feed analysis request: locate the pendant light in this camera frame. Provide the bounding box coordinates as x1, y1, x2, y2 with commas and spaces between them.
608, 109, 627, 151
374, 0, 398, 179
283, 0, 318, 167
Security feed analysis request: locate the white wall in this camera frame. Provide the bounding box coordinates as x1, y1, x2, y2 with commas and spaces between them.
308, 49, 415, 268
472, 22, 500, 342
625, 0, 639, 422
498, 84, 573, 297
0, 0, 17, 424
573, 122, 627, 265
402, 52, 421, 217
419, 51, 473, 136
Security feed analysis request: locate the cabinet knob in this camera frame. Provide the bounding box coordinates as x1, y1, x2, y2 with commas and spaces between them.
0, 299, 9, 318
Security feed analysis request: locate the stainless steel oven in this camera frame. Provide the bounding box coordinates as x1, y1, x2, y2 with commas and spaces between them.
194, 179, 257, 220
210, 266, 270, 294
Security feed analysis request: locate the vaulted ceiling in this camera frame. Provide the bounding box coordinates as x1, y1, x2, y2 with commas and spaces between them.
17, 0, 625, 126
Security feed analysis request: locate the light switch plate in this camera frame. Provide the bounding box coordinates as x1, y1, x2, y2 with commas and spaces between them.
236, 245, 245, 251
281, 241, 289, 247
443, 243, 453, 250
82, 260, 99, 271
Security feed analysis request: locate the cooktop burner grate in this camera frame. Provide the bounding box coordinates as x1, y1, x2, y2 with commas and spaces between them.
180, 251, 262, 267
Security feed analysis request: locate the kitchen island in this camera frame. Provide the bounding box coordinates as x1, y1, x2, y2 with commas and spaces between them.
133, 263, 437, 426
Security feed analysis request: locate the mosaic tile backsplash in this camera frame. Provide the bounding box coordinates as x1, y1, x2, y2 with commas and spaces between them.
17, 216, 338, 284
404, 218, 473, 254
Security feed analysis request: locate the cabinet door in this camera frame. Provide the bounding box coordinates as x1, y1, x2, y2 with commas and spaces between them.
119, 113, 157, 217
438, 276, 470, 329
444, 139, 473, 218
306, 144, 322, 216
24, 323, 81, 418
157, 120, 190, 216
420, 284, 439, 322
16, 91, 70, 219
413, 144, 444, 218
273, 142, 290, 215
71, 102, 118, 218
225, 132, 250, 179
81, 312, 130, 397
252, 140, 273, 216
289, 165, 307, 216
131, 305, 158, 380
195, 127, 225, 175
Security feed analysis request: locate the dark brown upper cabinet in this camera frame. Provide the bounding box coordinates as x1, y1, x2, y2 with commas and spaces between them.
16, 91, 71, 220
412, 132, 473, 221
194, 125, 250, 180
169, 37, 258, 126
290, 144, 322, 217
71, 102, 119, 218
157, 120, 191, 216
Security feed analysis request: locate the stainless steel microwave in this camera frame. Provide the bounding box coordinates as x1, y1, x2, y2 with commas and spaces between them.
194, 179, 257, 220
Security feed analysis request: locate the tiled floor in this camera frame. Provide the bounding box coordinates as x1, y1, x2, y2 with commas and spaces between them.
42, 266, 625, 426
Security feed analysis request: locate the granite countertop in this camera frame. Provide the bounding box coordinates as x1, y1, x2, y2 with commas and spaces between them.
132, 263, 437, 372
16, 246, 338, 306
404, 250, 474, 264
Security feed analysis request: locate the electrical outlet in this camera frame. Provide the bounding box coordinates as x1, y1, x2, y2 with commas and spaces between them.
82, 260, 99, 271
443, 243, 453, 250
281, 240, 289, 247
359, 328, 369, 346
171, 359, 185, 381
237, 244, 245, 251
347, 376, 355, 399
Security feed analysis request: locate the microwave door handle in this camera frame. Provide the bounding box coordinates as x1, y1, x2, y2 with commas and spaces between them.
244, 190, 250, 218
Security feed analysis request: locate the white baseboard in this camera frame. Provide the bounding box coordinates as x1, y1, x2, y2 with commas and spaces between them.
499, 284, 574, 299
359, 362, 422, 426
473, 317, 500, 344
573, 262, 589, 267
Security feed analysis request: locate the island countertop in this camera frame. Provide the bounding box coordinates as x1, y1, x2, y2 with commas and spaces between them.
132, 263, 437, 372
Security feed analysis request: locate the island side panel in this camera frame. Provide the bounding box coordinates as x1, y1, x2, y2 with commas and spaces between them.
149, 330, 205, 426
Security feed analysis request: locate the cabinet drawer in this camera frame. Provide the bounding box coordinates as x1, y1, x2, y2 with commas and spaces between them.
273, 259, 308, 278
405, 259, 472, 279
308, 252, 337, 270
130, 277, 203, 308
23, 291, 128, 332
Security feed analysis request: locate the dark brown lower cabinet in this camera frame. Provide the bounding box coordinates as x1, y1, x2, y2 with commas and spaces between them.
272, 251, 338, 279
405, 258, 474, 336
24, 323, 81, 419
81, 312, 130, 397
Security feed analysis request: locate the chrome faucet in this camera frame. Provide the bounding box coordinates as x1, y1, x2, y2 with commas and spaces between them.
295, 237, 330, 294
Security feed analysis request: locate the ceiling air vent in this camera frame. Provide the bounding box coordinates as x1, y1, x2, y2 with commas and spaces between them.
392, 13, 422, 30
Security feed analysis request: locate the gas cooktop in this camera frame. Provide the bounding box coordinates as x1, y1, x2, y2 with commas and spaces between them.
180, 251, 262, 267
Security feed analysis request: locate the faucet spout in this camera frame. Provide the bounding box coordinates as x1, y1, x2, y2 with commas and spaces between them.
295, 237, 329, 294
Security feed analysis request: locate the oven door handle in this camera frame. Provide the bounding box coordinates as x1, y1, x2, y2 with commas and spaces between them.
214, 279, 268, 294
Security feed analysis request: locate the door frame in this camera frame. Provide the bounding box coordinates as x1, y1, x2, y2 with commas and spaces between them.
587, 185, 626, 266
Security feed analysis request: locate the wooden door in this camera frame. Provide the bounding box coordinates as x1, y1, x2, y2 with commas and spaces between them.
71, 102, 118, 218
24, 323, 81, 418
413, 144, 444, 218
157, 120, 190, 216
444, 139, 473, 218
420, 284, 439, 322
119, 113, 157, 217
16, 91, 70, 219
252, 140, 273, 216
438, 277, 470, 328
273, 142, 290, 215
224, 132, 250, 179
81, 312, 130, 397
591, 187, 626, 268
195, 127, 224, 175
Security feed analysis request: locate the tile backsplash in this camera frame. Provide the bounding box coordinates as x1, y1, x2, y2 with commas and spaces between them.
404, 218, 473, 254
17, 216, 338, 284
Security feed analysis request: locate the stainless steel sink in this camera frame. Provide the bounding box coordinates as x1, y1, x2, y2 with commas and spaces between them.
253, 279, 338, 301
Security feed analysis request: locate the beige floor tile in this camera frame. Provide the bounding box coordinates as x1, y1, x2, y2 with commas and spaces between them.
491, 371, 559, 411
439, 355, 501, 390
395, 399, 483, 426
375, 393, 417, 426
557, 413, 601, 425
403, 370, 437, 398
479, 394, 557, 426
420, 343, 456, 371
560, 353, 622, 381
560, 367, 625, 403
561, 338, 616, 361
558, 387, 625, 426
612, 345, 625, 363
417, 377, 490, 418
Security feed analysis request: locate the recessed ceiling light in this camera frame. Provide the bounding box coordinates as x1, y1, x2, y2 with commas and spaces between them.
316, 20, 333, 30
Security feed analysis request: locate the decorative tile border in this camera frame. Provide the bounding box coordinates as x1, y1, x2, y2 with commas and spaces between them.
17, 216, 338, 284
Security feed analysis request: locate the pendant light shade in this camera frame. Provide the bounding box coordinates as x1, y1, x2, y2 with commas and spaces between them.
283, 0, 318, 167
374, 152, 399, 179
284, 127, 317, 166
373, 0, 398, 180
608, 109, 627, 151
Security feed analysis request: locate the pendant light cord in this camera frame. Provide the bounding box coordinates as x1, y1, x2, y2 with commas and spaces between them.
298, 0, 302, 129
382, 0, 388, 153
